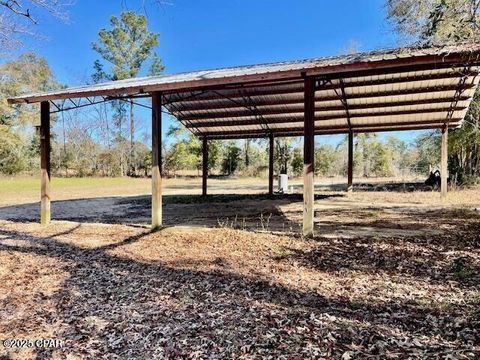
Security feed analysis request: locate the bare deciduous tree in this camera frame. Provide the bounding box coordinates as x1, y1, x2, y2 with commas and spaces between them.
0, 0, 72, 53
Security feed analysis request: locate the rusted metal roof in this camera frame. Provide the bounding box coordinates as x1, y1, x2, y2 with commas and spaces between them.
8, 43, 480, 138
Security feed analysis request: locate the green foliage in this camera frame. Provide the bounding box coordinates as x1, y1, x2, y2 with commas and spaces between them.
386, 136, 411, 171
221, 142, 242, 175
315, 144, 341, 177
165, 139, 201, 176
0, 53, 58, 175
353, 134, 401, 177
92, 11, 159, 80
134, 142, 152, 176
91, 60, 111, 84
0, 125, 26, 174
415, 132, 441, 172
240, 140, 268, 176
164, 124, 221, 175
290, 148, 303, 177
165, 141, 189, 175
0, 53, 59, 126
207, 140, 221, 172
148, 53, 165, 76
275, 138, 296, 174
387, 0, 480, 43
63, 128, 100, 177
92, 11, 162, 177
372, 143, 394, 177
97, 149, 123, 177
450, 256, 475, 280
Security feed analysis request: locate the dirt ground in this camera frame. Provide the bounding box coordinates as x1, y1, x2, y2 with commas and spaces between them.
0, 177, 479, 358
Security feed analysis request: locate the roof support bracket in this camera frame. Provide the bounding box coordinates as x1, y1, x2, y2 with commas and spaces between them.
445, 66, 474, 127
240, 89, 270, 132
314, 78, 330, 91
50, 96, 111, 114
339, 79, 353, 134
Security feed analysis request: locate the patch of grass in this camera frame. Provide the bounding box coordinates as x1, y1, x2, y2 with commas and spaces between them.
363, 210, 383, 218
0, 176, 142, 192
450, 257, 476, 280
260, 213, 272, 231
270, 245, 292, 259
411, 296, 434, 307
0, 176, 151, 206
164, 194, 297, 204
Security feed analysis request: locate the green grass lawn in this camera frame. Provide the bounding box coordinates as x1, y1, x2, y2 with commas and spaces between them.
0, 176, 144, 191
0, 176, 151, 205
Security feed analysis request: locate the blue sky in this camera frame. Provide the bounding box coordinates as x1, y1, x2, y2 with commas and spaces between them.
18, 0, 423, 146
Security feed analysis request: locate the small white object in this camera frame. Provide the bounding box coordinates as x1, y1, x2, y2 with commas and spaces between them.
278, 174, 288, 193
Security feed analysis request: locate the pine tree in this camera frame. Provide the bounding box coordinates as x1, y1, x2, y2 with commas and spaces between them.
92, 11, 162, 176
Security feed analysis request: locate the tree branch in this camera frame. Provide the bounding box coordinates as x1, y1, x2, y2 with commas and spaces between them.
0, 0, 38, 24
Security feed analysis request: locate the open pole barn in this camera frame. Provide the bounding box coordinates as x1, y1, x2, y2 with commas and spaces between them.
8, 43, 480, 236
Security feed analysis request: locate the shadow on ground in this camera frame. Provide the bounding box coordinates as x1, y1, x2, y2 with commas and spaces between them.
289, 181, 437, 192
0, 220, 478, 358
0, 193, 344, 232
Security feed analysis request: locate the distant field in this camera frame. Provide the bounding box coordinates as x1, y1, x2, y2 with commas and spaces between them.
0, 176, 151, 206
0, 176, 271, 206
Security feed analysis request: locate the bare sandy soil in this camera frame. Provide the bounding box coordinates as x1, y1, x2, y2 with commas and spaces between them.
0, 177, 479, 358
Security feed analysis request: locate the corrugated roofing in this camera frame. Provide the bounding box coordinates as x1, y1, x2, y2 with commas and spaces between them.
8, 43, 480, 138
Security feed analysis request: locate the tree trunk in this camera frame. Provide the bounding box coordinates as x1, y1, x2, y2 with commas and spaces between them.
245, 139, 250, 168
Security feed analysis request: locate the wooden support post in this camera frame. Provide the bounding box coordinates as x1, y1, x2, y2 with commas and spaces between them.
202, 137, 208, 196
268, 134, 274, 195
303, 77, 315, 237
441, 126, 448, 199
151, 92, 163, 229
347, 131, 354, 192
40, 101, 51, 225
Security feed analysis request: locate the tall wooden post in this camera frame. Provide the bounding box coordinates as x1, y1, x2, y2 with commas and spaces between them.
347, 131, 354, 192
151, 92, 163, 229
303, 77, 315, 237
40, 101, 51, 225
202, 137, 208, 196
268, 134, 274, 195
441, 126, 448, 198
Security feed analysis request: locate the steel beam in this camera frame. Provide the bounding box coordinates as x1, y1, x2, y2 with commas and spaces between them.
441, 126, 448, 198
269, 134, 274, 195
202, 137, 208, 196
347, 131, 354, 193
